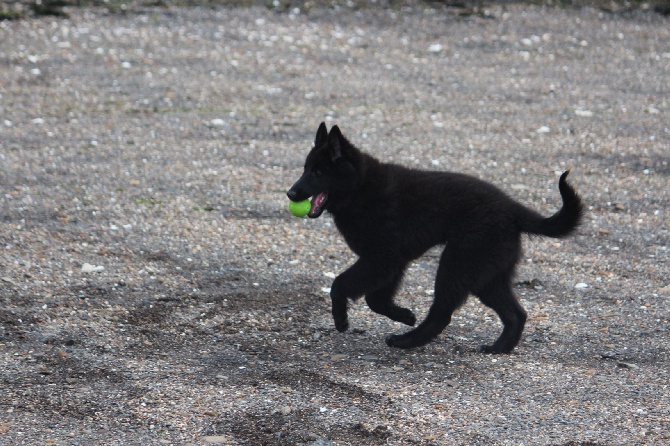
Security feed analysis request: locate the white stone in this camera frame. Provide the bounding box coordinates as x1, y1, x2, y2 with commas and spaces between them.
575, 109, 594, 117
81, 263, 105, 273
429, 43, 443, 53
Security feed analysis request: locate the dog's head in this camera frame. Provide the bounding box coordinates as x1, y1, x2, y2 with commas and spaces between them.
287, 122, 360, 218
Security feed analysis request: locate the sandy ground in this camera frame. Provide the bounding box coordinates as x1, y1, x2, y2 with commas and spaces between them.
0, 3, 669, 445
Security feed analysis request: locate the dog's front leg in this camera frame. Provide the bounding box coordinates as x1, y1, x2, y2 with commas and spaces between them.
330, 258, 398, 332
330, 272, 358, 332
330, 279, 350, 332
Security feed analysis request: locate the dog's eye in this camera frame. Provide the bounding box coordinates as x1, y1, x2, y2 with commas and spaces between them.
311, 168, 322, 177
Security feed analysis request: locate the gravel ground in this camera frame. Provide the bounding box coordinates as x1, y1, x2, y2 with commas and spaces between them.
1, 3, 669, 445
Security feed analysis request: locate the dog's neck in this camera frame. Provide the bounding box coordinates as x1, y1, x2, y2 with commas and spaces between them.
330, 149, 388, 216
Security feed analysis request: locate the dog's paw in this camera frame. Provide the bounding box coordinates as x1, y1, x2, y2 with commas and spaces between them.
334, 318, 349, 333
386, 334, 413, 349
478, 344, 512, 354
396, 309, 416, 327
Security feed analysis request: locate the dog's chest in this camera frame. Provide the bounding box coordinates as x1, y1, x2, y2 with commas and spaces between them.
332, 210, 398, 257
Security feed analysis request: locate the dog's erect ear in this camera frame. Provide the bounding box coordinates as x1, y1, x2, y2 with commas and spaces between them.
328, 125, 343, 162
315, 122, 328, 147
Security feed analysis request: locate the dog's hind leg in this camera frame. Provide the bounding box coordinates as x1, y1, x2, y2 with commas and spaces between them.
386, 249, 469, 349
330, 258, 402, 332
474, 271, 527, 354
365, 271, 416, 326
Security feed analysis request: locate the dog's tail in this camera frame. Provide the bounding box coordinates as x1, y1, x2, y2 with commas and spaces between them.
517, 171, 584, 238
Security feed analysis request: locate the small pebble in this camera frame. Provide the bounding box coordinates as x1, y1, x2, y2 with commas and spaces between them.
81, 263, 105, 273
202, 436, 230, 444
617, 362, 639, 370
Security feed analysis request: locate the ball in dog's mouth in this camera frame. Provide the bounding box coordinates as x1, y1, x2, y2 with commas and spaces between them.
309, 192, 328, 218
288, 199, 311, 218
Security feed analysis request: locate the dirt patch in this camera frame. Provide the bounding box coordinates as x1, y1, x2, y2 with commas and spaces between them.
1, 3, 669, 445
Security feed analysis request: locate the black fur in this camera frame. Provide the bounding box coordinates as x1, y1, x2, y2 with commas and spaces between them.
288, 123, 584, 354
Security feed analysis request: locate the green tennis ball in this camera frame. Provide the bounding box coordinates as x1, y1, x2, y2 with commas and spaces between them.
289, 199, 311, 218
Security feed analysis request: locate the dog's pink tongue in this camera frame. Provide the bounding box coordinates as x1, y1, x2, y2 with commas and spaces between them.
309, 192, 327, 217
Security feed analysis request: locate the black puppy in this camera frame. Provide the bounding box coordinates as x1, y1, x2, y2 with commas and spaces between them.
288, 123, 583, 353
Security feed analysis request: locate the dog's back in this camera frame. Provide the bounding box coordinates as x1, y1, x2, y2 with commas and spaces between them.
332, 152, 581, 262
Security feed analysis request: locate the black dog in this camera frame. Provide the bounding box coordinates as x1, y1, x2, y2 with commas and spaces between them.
288, 123, 583, 353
